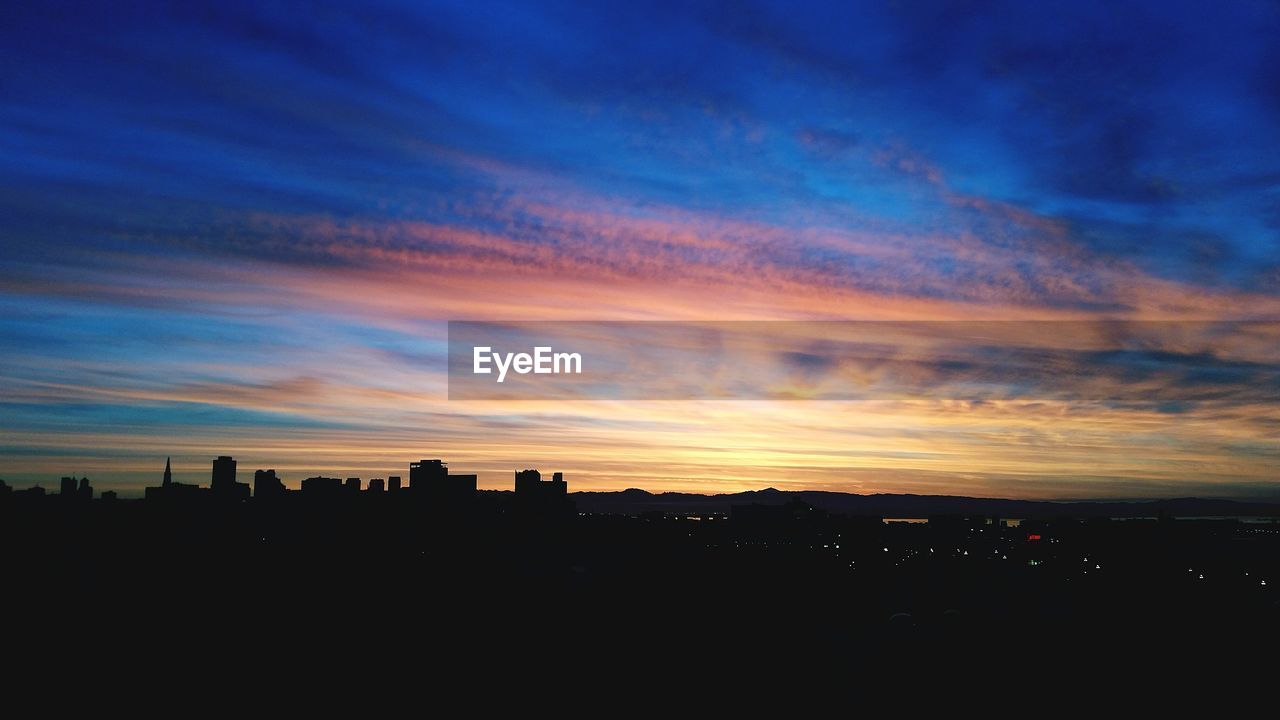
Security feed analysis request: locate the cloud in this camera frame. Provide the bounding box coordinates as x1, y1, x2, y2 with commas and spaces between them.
4, 0, 1280, 498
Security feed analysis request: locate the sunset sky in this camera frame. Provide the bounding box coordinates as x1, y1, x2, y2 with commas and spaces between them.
2, 1, 1279, 499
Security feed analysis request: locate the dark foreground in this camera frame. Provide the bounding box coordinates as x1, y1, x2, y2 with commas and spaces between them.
4, 492, 1278, 693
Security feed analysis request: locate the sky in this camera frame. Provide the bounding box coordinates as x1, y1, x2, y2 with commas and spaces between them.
2, 0, 1279, 499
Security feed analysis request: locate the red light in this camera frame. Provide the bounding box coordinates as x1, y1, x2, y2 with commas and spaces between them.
1027, 534, 1041, 541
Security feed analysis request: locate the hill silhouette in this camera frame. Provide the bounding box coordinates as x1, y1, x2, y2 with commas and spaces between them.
563, 487, 1280, 518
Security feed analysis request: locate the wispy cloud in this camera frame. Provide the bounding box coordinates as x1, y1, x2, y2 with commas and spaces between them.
2, 0, 1279, 498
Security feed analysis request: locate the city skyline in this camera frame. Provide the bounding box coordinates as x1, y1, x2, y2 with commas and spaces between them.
7, 445, 1279, 504
3, 2, 1280, 500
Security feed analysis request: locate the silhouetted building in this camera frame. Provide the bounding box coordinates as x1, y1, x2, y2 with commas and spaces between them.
515, 469, 567, 500
210, 456, 249, 501
0, 479, 10, 496
301, 476, 343, 497
144, 458, 206, 501
254, 469, 286, 499
388, 476, 402, 493
101, 490, 117, 501
346, 477, 361, 493
410, 459, 476, 503
212, 456, 235, 485
410, 459, 447, 487
367, 478, 385, 493
56, 475, 93, 501
513, 469, 572, 516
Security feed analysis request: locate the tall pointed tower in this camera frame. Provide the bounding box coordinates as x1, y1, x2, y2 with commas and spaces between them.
163, 457, 172, 487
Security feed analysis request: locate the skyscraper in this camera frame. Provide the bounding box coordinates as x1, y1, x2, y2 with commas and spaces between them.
212, 456, 236, 489
254, 469, 285, 499
210, 455, 249, 501
409, 459, 476, 503
515, 469, 567, 500
145, 457, 204, 501
513, 468, 571, 516
409, 459, 448, 487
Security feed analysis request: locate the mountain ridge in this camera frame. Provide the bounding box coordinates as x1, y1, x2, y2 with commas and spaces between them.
541, 488, 1280, 517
